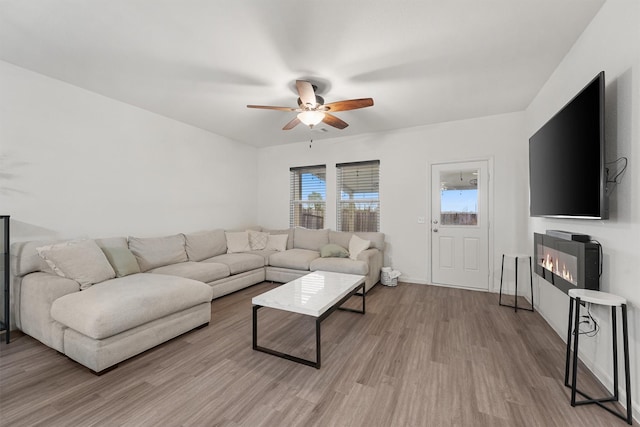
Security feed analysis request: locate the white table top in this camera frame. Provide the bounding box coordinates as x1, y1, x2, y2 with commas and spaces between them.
568, 288, 626, 306
252, 271, 366, 317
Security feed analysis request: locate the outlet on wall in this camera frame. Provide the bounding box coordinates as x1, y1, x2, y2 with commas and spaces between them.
417, 216, 425, 224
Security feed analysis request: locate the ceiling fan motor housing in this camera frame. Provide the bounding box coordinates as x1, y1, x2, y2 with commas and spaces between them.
297, 95, 325, 108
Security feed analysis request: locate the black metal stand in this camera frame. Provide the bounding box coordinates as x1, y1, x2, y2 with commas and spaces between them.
564, 296, 633, 425
253, 282, 365, 369
1, 215, 9, 344
499, 254, 534, 312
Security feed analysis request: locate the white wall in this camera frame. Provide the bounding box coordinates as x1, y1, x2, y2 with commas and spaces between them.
526, 0, 639, 418
0, 60, 259, 241
257, 111, 529, 288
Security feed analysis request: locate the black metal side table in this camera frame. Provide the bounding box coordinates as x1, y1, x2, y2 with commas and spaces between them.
564, 288, 632, 425
499, 253, 534, 312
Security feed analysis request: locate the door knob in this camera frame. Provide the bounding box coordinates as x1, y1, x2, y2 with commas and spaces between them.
432, 220, 439, 224
433, 229, 438, 232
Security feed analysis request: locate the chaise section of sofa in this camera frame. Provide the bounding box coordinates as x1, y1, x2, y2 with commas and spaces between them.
51, 273, 212, 373
11, 238, 213, 373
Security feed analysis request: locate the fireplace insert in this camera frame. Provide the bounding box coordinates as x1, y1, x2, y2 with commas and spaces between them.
533, 232, 600, 294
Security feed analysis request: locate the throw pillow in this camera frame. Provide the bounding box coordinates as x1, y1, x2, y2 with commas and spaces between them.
101, 246, 141, 277
320, 244, 349, 258
348, 234, 371, 261
226, 231, 251, 253
36, 240, 116, 289
248, 230, 269, 250
265, 233, 288, 252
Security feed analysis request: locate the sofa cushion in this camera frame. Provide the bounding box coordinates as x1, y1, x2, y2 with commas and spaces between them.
294, 228, 329, 251
268, 249, 320, 270
248, 230, 269, 250
36, 240, 116, 290
204, 253, 265, 275
265, 234, 288, 252
225, 231, 251, 253
349, 235, 371, 261
309, 258, 368, 276
329, 230, 385, 251
128, 234, 188, 272
101, 247, 141, 277
263, 228, 294, 250
320, 244, 349, 258
148, 261, 230, 283
184, 229, 227, 261
96, 237, 140, 277
50, 273, 213, 340
245, 250, 278, 266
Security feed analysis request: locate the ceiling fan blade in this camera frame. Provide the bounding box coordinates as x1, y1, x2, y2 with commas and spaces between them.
322, 113, 349, 129
323, 98, 374, 112
283, 117, 301, 130
296, 80, 317, 107
247, 105, 297, 111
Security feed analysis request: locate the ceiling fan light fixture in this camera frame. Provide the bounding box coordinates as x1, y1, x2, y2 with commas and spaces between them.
297, 110, 325, 127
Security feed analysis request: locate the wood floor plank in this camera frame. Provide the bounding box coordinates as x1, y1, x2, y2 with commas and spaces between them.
0, 281, 632, 426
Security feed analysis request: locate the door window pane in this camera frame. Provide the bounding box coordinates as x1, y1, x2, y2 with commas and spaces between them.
440, 169, 478, 225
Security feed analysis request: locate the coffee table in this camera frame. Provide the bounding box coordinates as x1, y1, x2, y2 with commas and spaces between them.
252, 271, 366, 368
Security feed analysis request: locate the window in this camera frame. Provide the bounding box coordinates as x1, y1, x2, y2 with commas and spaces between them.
336, 160, 380, 232
290, 165, 326, 229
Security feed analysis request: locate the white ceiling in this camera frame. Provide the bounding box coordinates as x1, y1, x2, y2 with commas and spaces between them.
0, 0, 605, 147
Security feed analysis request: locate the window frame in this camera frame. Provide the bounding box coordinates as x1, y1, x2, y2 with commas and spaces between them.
289, 164, 327, 229
336, 160, 380, 232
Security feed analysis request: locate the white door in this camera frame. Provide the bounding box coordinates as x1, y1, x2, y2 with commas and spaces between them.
431, 161, 489, 290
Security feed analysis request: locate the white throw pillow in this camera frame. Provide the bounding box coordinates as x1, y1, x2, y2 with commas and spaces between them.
36, 240, 116, 289
248, 230, 269, 250
348, 234, 371, 260
265, 234, 288, 252
225, 231, 251, 253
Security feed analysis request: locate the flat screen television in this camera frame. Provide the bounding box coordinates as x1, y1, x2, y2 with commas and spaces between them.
529, 71, 608, 219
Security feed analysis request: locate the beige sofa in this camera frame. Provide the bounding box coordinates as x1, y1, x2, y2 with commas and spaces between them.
10, 227, 384, 373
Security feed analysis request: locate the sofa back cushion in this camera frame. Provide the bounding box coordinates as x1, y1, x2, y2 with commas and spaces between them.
184, 229, 227, 261
294, 228, 329, 252
329, 231, 353, 250
128, 234, 188, 272
225, 231, 252, 253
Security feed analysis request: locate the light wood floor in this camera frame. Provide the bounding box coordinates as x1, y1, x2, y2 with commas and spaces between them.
0, 282, 630, 426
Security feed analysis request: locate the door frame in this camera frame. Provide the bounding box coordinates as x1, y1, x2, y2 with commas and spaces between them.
427, 157, 495, 291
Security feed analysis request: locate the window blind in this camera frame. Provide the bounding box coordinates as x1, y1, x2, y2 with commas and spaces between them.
290, 165, 326, 229
336, 160, 380, 232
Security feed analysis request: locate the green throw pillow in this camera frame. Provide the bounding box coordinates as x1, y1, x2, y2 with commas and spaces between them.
101, 247, 141, 277
320, 244, 349, 258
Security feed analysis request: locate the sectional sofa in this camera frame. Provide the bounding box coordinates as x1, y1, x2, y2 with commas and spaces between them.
10, 227, 384, 373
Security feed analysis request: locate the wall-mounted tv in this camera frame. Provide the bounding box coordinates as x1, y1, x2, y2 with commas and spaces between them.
529, 71, 608, 219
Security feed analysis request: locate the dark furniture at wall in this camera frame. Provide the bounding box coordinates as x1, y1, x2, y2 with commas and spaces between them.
1, 215, 9, 344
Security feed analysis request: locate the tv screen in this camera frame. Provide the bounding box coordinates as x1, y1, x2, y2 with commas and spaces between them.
529, 71, 607, 219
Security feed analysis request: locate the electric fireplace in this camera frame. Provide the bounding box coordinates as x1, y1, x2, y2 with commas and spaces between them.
533, 232, 600, 294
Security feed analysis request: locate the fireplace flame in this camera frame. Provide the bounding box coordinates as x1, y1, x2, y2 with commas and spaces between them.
540, 253, 576, 285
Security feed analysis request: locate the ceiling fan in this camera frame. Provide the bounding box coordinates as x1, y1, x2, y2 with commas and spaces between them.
247, 80, 374, 130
